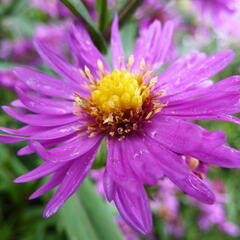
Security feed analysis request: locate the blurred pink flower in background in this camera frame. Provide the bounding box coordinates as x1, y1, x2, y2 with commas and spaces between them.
193, 0, 240, 37
0, 39, 39, 66
192, 179, 240, 236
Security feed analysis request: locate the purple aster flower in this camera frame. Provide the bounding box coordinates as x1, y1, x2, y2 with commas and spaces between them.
1, 15, 240, 235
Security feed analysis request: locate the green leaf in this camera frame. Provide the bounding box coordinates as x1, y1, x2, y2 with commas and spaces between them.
59, 178, 123, 240
60, 0, 107, 53
96, 0, 109, 32
59, 194, 100, 240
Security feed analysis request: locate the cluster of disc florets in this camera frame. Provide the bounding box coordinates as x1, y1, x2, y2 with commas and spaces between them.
73, 56, 166, 140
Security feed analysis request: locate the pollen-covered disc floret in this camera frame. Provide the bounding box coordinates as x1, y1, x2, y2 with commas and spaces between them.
74, 58, 165, 139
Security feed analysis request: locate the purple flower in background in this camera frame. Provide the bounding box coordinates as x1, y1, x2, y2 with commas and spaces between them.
192, 179, 240, 236
0, 39, 39, 66
0, 71, 17, 90
136, 0, 179, 61
136, 0, 180, 30
151, 179, 183, 237
34, 22, 70, 56
31, 0, 69, 17
1, 15, 240, 235
116, 217, 140, 240
193, 0, 240, 36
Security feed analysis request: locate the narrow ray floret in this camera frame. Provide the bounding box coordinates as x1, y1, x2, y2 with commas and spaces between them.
0, 15, 240, 235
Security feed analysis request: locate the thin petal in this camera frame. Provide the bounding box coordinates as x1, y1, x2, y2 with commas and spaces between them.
103, 169, 116, 202
114, 183, 152, 235
43, 144, 99, 217
17, 134, 76, 156
13, 67, 87, 99
2, 106, 80, 127
29, 166, 69, 200
0, 134, 27, 143
16, 88, 73, 115
34, 40, 86, 85
31, 122, 80, 140
14, 161, 68, 183
106, 137, 139, 194
111, 15, 125, 69
147, 116, 240, 168
30, 134, 102, 162
123, 135, 163, 185
161, 76, 240, 117
157, 50, 235, 94
145, 137, 215, 204
68, 21, 110, 74
133, 20, 173, 70
0, 125, 51, 136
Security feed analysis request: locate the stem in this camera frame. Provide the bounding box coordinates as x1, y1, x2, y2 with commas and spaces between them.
104, 0, 143, 41
119, 0, 143, 28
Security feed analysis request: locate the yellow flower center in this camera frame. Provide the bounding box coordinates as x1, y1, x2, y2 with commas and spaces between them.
74, 57, 166, 139
91, 69, 150, 116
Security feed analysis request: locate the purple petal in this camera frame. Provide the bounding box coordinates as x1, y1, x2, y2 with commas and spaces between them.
176, 114, 240, 125
13, 67, 87, 99
145, 137, 215, 204
157, 50, 235, 94
34, 40, 87, 85
29, 166, 69, 200
194, 145, 240, 168
146, 116, 226, 154
106, 137, 140, 194
111, 15, 125, 69
0, 134, 27, 143
68, 21, 110, 73
43, 144, 99, 217
30, 134, 102, 162
114, 183, 152, 235
11, 99, 26, 108
147, 116, 240, 168
153, 21, 174, 68
14, 161, 68, 183
2, 106, 80, 127
161, 76, 240, 117
16, 88, 73, 115
103, 169, 116, 202
17, 134, 77, 156
30, 122, 80, 140
133, 20, 173, 70
0, 125, 51, 136
123, 135, 163, 185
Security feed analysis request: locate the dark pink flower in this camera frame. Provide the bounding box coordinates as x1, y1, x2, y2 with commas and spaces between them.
1, 16, 240, 234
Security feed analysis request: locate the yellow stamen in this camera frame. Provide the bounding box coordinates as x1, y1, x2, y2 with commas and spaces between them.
91, 70, 150, 117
